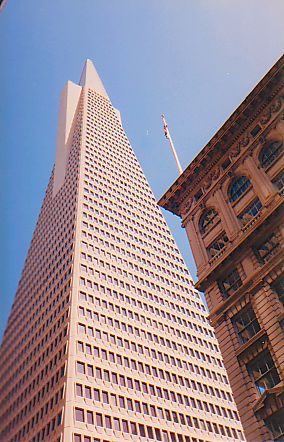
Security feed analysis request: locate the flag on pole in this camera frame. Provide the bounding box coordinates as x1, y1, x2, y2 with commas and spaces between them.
161, 113, 183, 175
162, 114, 169, 139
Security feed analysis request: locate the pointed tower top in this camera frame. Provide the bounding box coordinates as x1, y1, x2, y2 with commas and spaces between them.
79, 59, 109, 99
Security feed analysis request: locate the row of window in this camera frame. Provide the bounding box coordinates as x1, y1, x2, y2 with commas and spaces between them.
77, 340, 230, 400
80, 235, 199, 306
78, 299, 215, 353
83, 163, 171, 237
3, 344, 66, 428
75, 380, 237, 422
78, 285, 208, 338
74, 408, 243, 441
77, 305, 219, 365
1, 287, 69, 388
206, 197, 264, 258
77, 316, 223, 373
80, 255, 201, 314
76, 360, 233, 405
83, 142, 180, 240
78, 286, 210, 344
3, 365, 65, 440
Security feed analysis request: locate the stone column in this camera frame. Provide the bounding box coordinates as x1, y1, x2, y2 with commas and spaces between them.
214, 188, 240, 239
183, 217, 207, 272
243, 156, 275, 205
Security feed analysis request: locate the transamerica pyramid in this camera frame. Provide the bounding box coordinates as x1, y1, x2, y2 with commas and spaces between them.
0, 60, 245, 442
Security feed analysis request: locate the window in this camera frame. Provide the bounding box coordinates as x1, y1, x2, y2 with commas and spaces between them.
271, 275, 284, 306
238, 199, 262, 226
85, 386, 91, 399
254, 233, 280, 265
229, 176, 251, 202
96, 413, 103, 427
199, 209, 220, 234
76, 362, 85, 374
272, 170, 284, 191
218, 268, 242, 298
75, 408, 84, 422
86, 410, 93, 424
259, 140, 283, 169
105, 415, 112, 429
232, 305, 261, 343
122, 420, 129, 432
247, 350, 280, 394
76, 384, 83, 396
207, 233, 228, 259
265, 408, 284, 441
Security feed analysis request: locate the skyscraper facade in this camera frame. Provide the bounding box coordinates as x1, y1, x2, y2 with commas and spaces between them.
0, 61, 244, 442
159, 56, 284, 442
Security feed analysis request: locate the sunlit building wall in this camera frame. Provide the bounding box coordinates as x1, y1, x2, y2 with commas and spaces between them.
0, 60, 244, 442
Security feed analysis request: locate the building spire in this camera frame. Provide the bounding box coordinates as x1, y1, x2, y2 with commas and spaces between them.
162, 113, 183, 175
79, 59, 109, 99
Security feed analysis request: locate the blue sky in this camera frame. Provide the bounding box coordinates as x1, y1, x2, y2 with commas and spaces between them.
0, 0, 283, 338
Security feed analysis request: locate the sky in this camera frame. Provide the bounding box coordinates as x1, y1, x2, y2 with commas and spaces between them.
0, 0, 283, 339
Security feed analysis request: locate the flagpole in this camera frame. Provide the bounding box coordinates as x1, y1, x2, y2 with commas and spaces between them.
161, 114, 183, 175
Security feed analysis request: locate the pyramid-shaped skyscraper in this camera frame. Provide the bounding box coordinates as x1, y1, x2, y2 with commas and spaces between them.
0, 61, 245, 442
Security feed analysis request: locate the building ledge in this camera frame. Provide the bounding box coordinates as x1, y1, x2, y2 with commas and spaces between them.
235, 329, 267, 358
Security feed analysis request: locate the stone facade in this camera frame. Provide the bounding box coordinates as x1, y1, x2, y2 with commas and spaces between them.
159, 56, 284, 442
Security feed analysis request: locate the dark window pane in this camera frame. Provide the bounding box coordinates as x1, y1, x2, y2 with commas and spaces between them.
232, 305, 261, 343
247, 350, 280, 394
238, 199, 262, 227
265, 408, 284, 441
229, 176, 251, 202
259, 140, 283, 169
86, 410, 93, 424
75, 408, 84, 422
199, 209, 220, 234
207, 233, 228, 259
218, 269, 242, 298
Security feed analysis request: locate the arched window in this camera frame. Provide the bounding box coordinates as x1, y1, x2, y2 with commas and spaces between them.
228, 176, 251, 202
199, 208, 220, 234
259, 140, 283, 169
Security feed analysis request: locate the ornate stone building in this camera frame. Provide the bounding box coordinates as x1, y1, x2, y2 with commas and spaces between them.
159, 56, 284, 442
